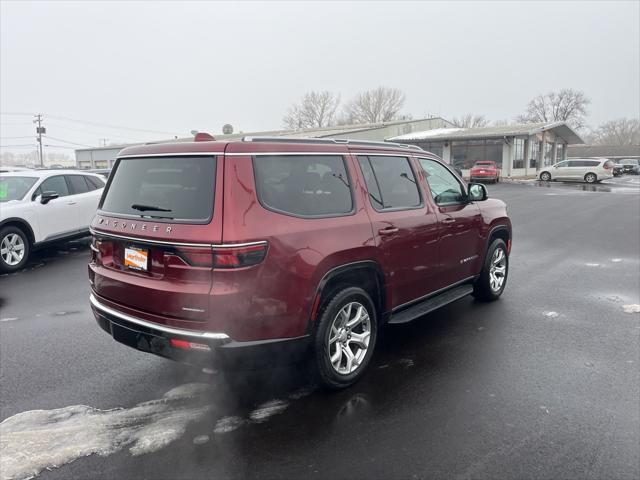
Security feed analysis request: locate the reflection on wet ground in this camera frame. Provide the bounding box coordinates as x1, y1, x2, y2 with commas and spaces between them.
0, 238, 91, 278
530, 176, 640, 194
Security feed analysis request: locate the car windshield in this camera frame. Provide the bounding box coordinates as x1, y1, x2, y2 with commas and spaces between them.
0, 176, 38, 202
474, 162, 494, 166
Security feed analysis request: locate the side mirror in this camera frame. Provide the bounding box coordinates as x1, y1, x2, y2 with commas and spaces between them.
40, 191, 59, 204
468, 183, 488, 202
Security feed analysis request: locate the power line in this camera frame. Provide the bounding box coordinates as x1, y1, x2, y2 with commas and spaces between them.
45, 135, 93, 147
45, 121, 148, 142
0, 136, 35, 140
0, 144, 38, 148
45, 114, 182, 136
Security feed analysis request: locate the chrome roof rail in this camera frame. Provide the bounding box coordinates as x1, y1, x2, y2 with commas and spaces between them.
242, 136, 424, 151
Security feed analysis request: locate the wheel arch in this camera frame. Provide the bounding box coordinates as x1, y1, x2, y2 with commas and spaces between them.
0, 218, 35, 246
485, 224, 511, 257
309, 261, 385, 332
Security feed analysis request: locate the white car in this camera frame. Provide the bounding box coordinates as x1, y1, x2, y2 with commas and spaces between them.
539, 158, 614, 184
0, 170, 105, 272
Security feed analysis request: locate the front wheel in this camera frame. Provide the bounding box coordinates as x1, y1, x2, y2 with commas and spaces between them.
0, 226, 30, 273
540, 171, 551, 181
473, 239, 509, 302
584, 173, 597, 183
312, 287, 377, 389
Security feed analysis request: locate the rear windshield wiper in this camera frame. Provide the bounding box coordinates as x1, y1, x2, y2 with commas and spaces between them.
131, 203, 172, 212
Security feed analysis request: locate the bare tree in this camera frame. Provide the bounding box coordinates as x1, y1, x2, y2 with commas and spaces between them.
343, 87, 406, 124
451, 114, 489, 128
492, 119, 510, 127
282, 91, 340, 129
589, 118, 640, 145
517, 88, 590, 130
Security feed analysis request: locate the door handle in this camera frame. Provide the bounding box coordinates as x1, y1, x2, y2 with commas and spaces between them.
441, 218, 456, 224
67, 201, 77, 205
378, 227, 399, 235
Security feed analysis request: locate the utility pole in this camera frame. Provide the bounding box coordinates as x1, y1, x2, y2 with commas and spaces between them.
100, 138, 109, 147
34, 114, 45, 167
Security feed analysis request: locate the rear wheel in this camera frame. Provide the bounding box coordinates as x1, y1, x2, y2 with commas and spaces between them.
0, 226, 30, 273
584, 173, 597, 183
473, 239, 508, 302
312, 287, 377, 389
540, 171, 551, 181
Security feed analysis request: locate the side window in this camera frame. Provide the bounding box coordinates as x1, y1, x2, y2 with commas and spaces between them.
253, 155, 353, 217
357, 156, 421, 210
38, 175, 70, 198
418, 158, 466, 206
586, 160, 600, 167
67, 175, 90, 194
85, 175, 105, 190
555, 161, 569, 168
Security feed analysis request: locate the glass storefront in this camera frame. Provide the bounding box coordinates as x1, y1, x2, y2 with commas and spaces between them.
544, 142, 554, 166
451, 139, 503, 170
529, 141, 540, 169
414, 141, 444, 158
513, 138, 525, 169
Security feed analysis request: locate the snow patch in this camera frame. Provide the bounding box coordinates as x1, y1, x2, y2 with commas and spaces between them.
622, 304, 640, 314
192, 435, 210, 445
611, 258, 623, 263
213, 416, 245, 434
0, 317, 19, 322
585, 263, 600, 267
0, 383, 212, 480
543, 311, 559, 318
249, 400, 289, 423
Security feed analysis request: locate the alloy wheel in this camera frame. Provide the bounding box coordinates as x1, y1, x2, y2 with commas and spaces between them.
328, 302, 371, 375
489, 247, 507, 292
1, 233, 26, 266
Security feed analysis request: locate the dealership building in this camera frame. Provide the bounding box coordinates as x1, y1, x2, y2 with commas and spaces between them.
75, 117, 453, 169
388, 121, 584, 177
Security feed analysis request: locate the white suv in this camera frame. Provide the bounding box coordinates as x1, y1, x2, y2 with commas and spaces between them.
539, 158, 614, 184
0, 170, 105, 272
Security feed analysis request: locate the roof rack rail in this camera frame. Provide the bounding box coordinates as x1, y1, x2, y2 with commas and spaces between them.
242, 136, 424, 151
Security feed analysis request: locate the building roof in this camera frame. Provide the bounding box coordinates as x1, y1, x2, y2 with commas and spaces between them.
388, 121, 584, 145
566, 144, 640, 158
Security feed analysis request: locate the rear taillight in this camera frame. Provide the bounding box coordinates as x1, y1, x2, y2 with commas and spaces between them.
603, 162, 612, 170
168, 243, 268, 269
213, 243, 268, 269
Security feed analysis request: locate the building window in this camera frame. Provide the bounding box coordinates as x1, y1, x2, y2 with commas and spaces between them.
452, 139, 503, 170
416, 141, 444, 158
556, 144, 564, 161
529, 141, 540, 169
513, 138, 525, 169
544, 142, 554, 166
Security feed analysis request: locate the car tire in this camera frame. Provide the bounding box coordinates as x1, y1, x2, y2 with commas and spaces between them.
584, 173, 597, 183
473, 238, 508, 302
312, 286, 377, 390
0, 226, 30, 273
540, 171, 551, 181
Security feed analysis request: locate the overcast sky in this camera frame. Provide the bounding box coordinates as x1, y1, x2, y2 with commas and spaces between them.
1, 0, 639, 156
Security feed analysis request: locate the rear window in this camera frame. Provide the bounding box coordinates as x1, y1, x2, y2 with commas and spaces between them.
253, 155, 353, 217
100, 156, 216, 222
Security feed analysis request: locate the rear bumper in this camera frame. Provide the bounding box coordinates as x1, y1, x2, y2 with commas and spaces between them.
90, 294, 311, 370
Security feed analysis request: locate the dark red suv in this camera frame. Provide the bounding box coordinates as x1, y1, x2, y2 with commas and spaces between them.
89, 137, 511, 388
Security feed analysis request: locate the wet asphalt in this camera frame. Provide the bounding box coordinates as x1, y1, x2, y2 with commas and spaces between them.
1, 176, 639, 480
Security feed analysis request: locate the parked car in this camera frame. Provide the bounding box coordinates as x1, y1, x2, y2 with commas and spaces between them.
612, 161, 624, 177
539, 158, 614, 183
0, 170, 106, 272
469, 161, 501, 183
619, 158, 640, 175
88, 137, 512, 389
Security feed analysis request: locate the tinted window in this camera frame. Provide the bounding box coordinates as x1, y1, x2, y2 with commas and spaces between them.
101, 156, 216, 222
555, 161, 569, 167
85, 175, 105, 190
67, 175, 90, 194
357, 156, 421, 210
0, 176, 37, 202
38, 175, 70, 198
253, 155, 353, 217
418, 158, 466, 205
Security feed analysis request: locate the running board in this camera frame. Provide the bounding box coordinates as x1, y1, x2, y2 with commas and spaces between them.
388, 284, 474, 325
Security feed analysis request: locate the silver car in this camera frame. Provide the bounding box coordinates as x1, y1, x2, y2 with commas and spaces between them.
539, 158, 614, 183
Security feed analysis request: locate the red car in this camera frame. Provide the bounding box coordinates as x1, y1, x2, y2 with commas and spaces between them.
89, 137, 511, 389
470, 161, 501, 183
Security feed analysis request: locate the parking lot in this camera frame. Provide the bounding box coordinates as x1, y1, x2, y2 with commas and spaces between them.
1, 176, 639, 480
